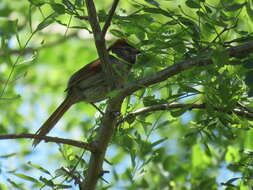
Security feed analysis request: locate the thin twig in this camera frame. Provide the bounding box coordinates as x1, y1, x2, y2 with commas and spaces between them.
0, 32, 35, 98
237, 102, 253, 114
0, 134, 96, 151
61, 150, 85, 188
64, 15, 73, 36
199, 24, 238, 53
60, 167, 82, 188
117, 103, 253, 125
0, 32, 78, 57
101, 0, 120, 37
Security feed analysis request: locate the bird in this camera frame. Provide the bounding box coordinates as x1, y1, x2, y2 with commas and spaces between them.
33, 39, 140, 146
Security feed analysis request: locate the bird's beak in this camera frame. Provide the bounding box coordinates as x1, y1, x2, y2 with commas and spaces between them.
135, 49, 141, 54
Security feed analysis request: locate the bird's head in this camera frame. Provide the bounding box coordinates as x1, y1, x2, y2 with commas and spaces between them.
108, 39, 140, 64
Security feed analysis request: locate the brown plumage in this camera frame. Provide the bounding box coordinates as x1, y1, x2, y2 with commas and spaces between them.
33, 39, 140, 147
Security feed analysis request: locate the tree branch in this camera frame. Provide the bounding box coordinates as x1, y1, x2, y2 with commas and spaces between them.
0, 134, 95, 151
82, 1, 122, 189
84, 0, 116, 89
101, 0, 120, 38
117, 40, 253, 99
81, 97, 124, 190
117, 103, 253, 125
60, 167, 82, 188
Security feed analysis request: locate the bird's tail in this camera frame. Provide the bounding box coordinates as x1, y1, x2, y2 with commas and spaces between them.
33, 97, 74, 147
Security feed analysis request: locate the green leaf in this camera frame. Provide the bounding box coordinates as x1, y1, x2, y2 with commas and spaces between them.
110, 29, 128, 38
55, 20, 89, 31
28, 0, 45, 6
142, 7, 172, 17
27, 161, 51, 175
243, 59, 253, 69
98, 10, 107, 22
225, 177, 240, 185
166, 20, 178, 25
203, 142, 212, 156
14, 56, 36, 78
140, 178, 149, 188
130, 151, 136, 168
170, 109, 186, 117
236, 30, 248, 35
62, 0, 75, 10
139, 141, 152, 156
153, 147, 166, 163
143, 96, 166, 106
244, 71, 253, 86
162, 156, 173, 170
171, 107, 188, 117
75, 0, 84, 7
51, 3, 65, 14
55, 168, 67, 176
36, 19, 54, 31
196, 10, 205, 17
35, 13, 57, 31
229, 36, 253, 44
122, 135, 134, 150
145, 0, 160, 7
248, 87, 253, 97
180, 84, 201, 93
204, 5, 212, 13
55, 184, 72, 188
7, 178, 20, 189
13, 173, 39, 183
246, 1, 253, 22
126, 115, 135, 125
185, 0, 201, 9
211, 46, 228, 66
224, 3, 246, 12
0, 153, 16, 158
179, 17, 194, 26
151, 137, 167, 147
192, 144, 211, 168
39, 177, 55, 187
107, 89, 121, 98
69, 25, 89, 30
225, 146, 240, 162
0, 3, 12, 17
0, 18, 17, 37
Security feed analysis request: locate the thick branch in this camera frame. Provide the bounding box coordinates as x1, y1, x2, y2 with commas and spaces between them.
101, 0, 120, 37
118, 40, 253, 99
118, 103, 253, 125
84, 0, 116, 89
0, 134, 95, 151
82, 1, 122, 189
81, 97, 124, 190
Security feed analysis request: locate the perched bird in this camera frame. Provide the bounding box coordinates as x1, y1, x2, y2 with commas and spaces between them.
33, 39, 140, 146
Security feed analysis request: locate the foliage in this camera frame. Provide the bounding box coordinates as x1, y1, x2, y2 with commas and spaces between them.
0, 0, 253, 189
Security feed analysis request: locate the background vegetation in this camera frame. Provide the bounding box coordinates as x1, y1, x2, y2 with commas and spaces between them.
1, 0, 253, 189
